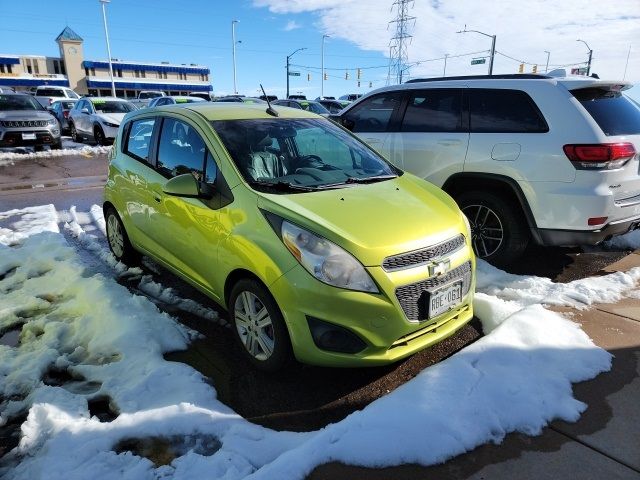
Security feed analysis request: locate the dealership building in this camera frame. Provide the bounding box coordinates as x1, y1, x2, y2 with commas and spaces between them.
0, 27, 212, 97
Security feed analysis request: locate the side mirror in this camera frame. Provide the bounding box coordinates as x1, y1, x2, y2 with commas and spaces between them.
81, 108, 90, 114
162, 173, 213, 199
46, 106, 54, 111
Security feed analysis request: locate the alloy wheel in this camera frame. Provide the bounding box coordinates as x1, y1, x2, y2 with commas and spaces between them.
462, 204, 504, 258
106, 214, 125, 258
234, 291, 275, 361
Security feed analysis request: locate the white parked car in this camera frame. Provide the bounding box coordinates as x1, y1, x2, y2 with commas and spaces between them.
332, 73, 640, 265
34, 86, 79, 107
147, 95, 205, 107
68, 97, 136, 145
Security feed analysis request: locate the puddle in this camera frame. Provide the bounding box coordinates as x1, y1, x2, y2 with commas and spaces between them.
0, 328, 20, 347
88, 396, 119, 422
114, 434, 221, 467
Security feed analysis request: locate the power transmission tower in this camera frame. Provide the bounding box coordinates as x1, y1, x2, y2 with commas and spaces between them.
387, 0, 416, 85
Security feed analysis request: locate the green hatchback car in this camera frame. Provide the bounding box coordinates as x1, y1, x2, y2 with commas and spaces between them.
104, 103, 475, 370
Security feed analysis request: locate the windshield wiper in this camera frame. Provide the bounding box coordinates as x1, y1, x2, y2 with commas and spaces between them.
249, 180, 319, 192
344, 174, 398, 184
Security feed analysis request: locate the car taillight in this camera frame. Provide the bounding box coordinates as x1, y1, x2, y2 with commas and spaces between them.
63, 111, 69, 118
563, 143, 636, 170
49, 98, 53, 105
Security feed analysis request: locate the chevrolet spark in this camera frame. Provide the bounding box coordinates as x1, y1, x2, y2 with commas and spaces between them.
104, 103, 475, 371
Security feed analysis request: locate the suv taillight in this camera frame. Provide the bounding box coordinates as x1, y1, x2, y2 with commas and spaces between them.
563, 143, 636, 170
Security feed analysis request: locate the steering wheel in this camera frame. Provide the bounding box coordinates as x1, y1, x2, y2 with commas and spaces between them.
296, 154, 325, 169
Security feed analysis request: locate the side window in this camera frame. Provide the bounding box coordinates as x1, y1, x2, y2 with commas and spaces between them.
345, 92, 403, 133
157, 118, 206, 178
470, 89, 548, 133
204, 151, 217, 184
401, 89, 464, 132
124, 118, 156, 162
75, 100, 84, 111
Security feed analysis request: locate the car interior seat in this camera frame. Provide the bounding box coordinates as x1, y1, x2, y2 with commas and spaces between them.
245, 130, 286, 180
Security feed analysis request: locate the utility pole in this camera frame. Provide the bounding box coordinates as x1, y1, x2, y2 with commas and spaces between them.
99, 0, 116, 97
321, 34, 330, 99
387, 0, 416, 85
286, 47, 306, 99
232, 20, 239, 94
544, 50, 550, 73
576, 39, 592, 76
623, 45, 631, 80
457, 25, 496, 75
443, 53, 449, 76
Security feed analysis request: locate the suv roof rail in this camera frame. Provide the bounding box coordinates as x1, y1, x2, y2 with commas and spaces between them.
405, 74, 552, 83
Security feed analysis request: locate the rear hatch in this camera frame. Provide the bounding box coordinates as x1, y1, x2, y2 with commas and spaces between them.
566, 81, 640, 209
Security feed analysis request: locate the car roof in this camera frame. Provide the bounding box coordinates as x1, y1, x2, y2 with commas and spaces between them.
86, 96, 129, 102
146, 102, 320, 121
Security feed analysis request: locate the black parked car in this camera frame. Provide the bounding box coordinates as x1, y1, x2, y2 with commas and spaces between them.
48, 99, 78, 134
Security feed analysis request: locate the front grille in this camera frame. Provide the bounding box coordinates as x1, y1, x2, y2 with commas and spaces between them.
1, 120, 50, 128
395, 261, 472, 322
382, 234, 465, 271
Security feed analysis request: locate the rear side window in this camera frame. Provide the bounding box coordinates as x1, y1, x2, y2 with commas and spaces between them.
572, 88, 640, 136
37, 88, 65, 97
470, 89, 548, 133
400, 89, 464, 132
345, 92, 403, 133
124, 118, 156, 162
157, 118, 206, 178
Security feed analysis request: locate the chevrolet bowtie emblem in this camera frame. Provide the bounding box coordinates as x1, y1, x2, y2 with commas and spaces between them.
429, 260, 450, 277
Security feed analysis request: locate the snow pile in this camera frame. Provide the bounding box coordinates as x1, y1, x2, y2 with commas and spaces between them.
605, 229, 640, 250
0, 205, 59, 246
476, 259, 640, 308
0, 143, 110, 166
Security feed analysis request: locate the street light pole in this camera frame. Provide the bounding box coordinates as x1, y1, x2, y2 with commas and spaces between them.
286, 47, 306, 99
544, 50, 550, 73
443, 53, 449, 76
232, 20, 239, 94
576, 39, 592, 76
457, 26, 496, 75
321, 34, 330, 98
99, 0, 116, 97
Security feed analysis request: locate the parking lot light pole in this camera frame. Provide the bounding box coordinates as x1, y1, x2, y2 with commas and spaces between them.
99, 0, 116, 97
232, 20, 239, 94
544, 50, 551, 73
286, 47, 306, 99
576, 39, 592, 76
457, 26, 496, 75
443, 53, 449, 76
321, 34, 330, 98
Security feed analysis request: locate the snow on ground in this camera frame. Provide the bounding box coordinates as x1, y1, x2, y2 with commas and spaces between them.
0, 204, 634, 479
0, 137, 110, 166
605, 229, 640, 250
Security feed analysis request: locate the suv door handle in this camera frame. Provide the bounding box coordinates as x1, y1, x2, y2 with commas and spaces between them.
437, 139, 462, 146
364, 137, 382, 143
153, 194, 161, 203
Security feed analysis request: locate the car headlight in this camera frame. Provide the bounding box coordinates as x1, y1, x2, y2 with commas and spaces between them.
102, 121, 119, 128
461, 211, 472, 239
47, 118, 57, 125
281, 220, 378, 293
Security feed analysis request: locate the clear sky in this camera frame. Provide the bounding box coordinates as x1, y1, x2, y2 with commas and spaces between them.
0, 0, 638, 101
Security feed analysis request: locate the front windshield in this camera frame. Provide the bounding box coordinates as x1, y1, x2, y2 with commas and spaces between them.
92, 100, 136, 113
0, 95, 43, 111
211, 118, 400, 192
299, 101, 329, 115
140, 92, 163, 99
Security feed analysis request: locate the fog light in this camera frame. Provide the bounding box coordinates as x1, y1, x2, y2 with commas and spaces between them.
588, 216, 608, 226
306, 316, 367, 354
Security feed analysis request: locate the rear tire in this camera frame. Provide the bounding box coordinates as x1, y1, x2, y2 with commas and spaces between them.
104, 207, 140, 266
456, 191, 529, 268
229, 279, 292, 372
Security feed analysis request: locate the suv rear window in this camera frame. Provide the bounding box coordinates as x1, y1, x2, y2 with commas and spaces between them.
572, 88, 640, 136
470, 89, 548, 133
37, 89, 65, 97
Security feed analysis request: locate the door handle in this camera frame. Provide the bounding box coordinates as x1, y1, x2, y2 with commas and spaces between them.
153, 194, 161, 203
437, 139, 462, 146
364, 137, 382, 143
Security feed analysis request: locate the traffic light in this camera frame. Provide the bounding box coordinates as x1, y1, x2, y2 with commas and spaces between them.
345, 70, 349, 80
532, 64, 537, 73
369, 81, 372, 88
357, 81, 360, 87
307, 73, 311, 81
357, 68, 361, 79
323, 73, 328, 80
518, 63, 524, 73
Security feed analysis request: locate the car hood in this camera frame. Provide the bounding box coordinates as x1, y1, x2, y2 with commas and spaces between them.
97, 113, 126, 124
257, 174, 466, 267
0, 110, 53, 121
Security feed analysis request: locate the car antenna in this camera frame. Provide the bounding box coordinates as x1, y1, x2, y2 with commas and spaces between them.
260, 84, 279, 117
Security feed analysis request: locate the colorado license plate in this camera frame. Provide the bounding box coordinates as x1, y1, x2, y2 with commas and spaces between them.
428, 282, 462, 318
22, 133, 36, 140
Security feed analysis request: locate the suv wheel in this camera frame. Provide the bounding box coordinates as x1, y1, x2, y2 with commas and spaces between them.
70, 122, 81, 143
229, 279, 292, 372
105, 207, 139, 266
94, 126, 107, 146
456, 191, 529, 267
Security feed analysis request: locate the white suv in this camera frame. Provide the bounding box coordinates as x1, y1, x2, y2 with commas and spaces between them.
34, 86, 79, 107
69, 97, 136, 145
331, 73, 640, 266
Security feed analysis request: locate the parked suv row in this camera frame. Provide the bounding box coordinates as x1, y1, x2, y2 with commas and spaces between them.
331, 74, 640, 265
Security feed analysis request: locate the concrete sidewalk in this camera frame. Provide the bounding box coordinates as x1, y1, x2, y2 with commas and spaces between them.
309, 254, 640, 480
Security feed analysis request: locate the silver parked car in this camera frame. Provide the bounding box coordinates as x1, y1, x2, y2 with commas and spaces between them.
0, 93, 61, 150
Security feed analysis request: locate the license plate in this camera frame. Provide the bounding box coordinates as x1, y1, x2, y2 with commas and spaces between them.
428, 282, 463, 318
22, 133, 36, 140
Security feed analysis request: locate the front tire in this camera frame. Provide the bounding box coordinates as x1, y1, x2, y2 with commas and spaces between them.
94, 125, 107, 146
105, 207, 139, 266
51, 141, 62, 150
456, 191, 529, 268
229, 279, 292, 372
70, 122, 81, 143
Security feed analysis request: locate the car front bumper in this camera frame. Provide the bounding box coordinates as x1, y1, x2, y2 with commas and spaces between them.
270, 246, 475, 367
0, 127, 61, 147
